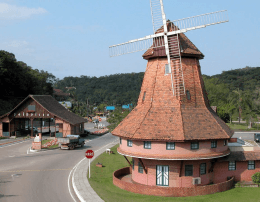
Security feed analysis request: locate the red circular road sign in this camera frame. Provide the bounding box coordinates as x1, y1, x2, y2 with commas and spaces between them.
85, 150, 94, 159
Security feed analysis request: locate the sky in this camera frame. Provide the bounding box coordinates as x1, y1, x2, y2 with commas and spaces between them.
0, 0, 260, 79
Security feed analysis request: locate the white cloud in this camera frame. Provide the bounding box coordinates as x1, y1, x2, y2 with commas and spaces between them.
8, 40, 28, 47
0, 3, 47, 19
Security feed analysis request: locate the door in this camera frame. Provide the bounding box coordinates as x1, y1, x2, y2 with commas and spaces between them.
156, 165, 169, 186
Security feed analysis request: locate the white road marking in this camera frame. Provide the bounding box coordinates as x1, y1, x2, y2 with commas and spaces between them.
70, 137, 119, 202
0, 140, 30, 149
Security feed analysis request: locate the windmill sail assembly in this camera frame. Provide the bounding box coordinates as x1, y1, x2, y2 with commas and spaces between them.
109, 0, 228, 97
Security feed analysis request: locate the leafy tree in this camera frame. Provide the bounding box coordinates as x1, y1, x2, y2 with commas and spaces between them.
107, 108, 130, 131
251, 172, 260, 185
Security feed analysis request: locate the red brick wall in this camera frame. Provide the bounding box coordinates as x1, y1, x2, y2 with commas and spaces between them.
32, 142, 41, 150
214, 160, 260, 183
114, 167, 234, 197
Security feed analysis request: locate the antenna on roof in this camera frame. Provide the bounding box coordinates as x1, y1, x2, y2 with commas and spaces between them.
109, 0, 229, 97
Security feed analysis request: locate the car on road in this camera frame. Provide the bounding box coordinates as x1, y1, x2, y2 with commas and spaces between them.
254, 133, 260, 142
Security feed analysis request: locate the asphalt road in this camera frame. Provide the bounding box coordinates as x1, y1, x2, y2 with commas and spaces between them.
0, 121, 118, 202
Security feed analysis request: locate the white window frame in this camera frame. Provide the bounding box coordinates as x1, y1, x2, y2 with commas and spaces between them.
156, 165, 169, 186
166, 142, 175, 150
228, 161, 236, 171
127, 139, 133, 147
144, 141, 151, 149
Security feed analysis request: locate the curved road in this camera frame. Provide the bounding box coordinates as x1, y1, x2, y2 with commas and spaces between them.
0, 121, 117, 202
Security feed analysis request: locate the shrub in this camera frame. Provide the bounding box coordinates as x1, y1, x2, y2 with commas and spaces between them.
251, 172, 260, 184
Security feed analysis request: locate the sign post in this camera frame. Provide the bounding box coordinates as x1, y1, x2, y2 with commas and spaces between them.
85, 150, 94, 178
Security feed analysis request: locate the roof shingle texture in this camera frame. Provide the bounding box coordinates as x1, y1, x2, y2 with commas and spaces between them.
31, 95, 85, 125
112, 48, 233, 141
219, 151, 260, 161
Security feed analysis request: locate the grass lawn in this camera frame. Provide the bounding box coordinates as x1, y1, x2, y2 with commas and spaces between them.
226, 123, 260, 131
41, 139, 51, 145
88, 144, 260, 202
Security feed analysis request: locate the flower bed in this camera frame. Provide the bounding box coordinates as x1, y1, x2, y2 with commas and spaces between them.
92, 128, 109, 135
42, 138, 58, 148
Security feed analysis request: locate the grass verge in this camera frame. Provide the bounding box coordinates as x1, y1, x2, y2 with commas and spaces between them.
226, 123, 260, 131
88, 144, 260, 202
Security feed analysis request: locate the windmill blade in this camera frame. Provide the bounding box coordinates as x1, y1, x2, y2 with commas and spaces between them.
109, 34, 165, 57
150, 0, 164, 34
167, 10, 229, 36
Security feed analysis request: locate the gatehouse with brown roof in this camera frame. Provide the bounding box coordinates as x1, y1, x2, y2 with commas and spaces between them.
0, 95, 85, 138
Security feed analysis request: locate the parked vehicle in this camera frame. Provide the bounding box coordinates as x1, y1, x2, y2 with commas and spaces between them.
80, 129, 91, 137
57, 135, 85, 150
254, 133, 260, 142
92, 119, 99, 123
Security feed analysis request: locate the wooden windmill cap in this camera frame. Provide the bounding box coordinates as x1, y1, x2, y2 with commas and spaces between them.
142, 21, 205, 60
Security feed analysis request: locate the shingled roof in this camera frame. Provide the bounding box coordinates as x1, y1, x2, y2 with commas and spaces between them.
219, 151, 260, 162
143, 21, 204, 60
1, 95, 85, 125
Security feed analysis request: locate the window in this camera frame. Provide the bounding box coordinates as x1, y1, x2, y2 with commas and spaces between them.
248, 161, 255, 170
185, 165, 193, 176
200, 163, 206, 175
120, 137, 122, 144
138, 162, 143, 173
127, 140, 132, 147
28, 105, 35, 111
186, 90, 191, 100
79, 123, 82, 132
132, 159, 135, 170
211, 140, 217, 148
144, 141, 151, 149
228, 161, 236, 171
142, 92, 146, 102
165, 64, 170, 74
191, 142, 199, 150
166, 142, 175, 150
224, 140, 227, 146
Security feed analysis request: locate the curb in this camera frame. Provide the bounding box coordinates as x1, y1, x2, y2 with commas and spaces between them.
72, 139, 119, 202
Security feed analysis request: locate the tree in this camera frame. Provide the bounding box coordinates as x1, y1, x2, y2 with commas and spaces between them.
107, 108, 130, 131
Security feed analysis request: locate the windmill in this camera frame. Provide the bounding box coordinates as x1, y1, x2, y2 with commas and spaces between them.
109, 0, 229, 98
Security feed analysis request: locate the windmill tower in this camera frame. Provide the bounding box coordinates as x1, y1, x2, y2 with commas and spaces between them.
110, 0, 234, 196
109, 0, 228, 98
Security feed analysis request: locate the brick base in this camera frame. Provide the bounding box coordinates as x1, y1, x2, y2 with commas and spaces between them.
32, 142, 41, 150
113, 167, 234, 197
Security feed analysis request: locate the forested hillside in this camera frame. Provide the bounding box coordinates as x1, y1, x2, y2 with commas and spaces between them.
55, 73, 144, 106
0, 50, 56, 116
55, 66, 260, 123
1, 49, 259, 124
